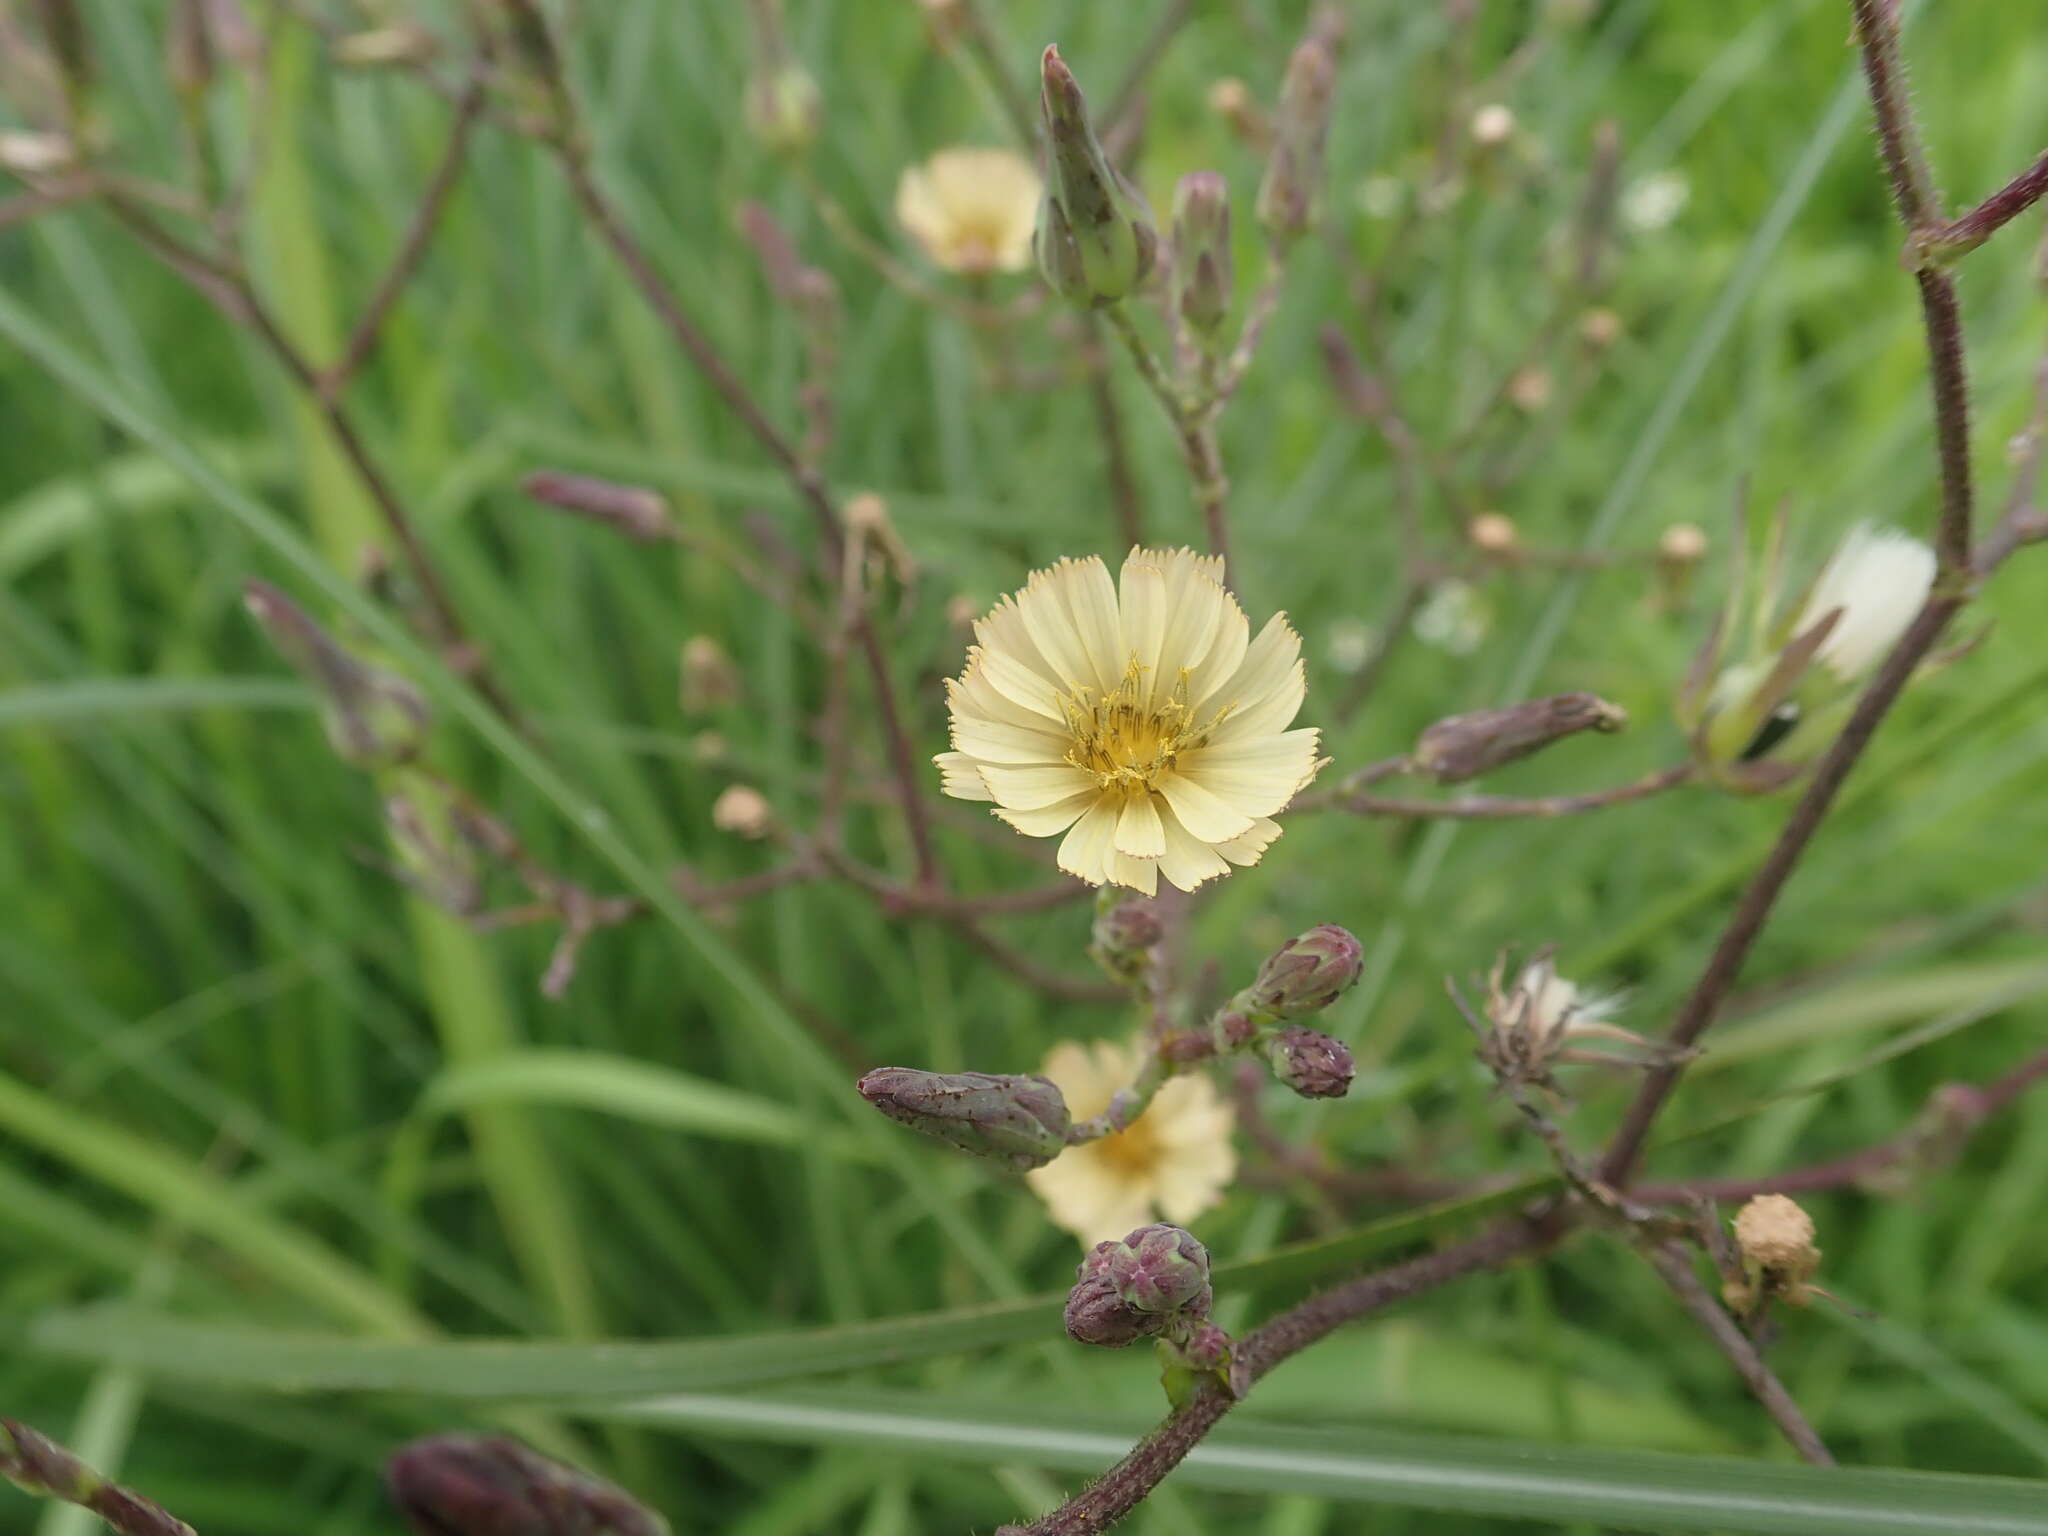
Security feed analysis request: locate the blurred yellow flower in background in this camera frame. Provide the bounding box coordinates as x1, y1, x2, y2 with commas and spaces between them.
936, 547, 1324, 893
1027, 1039, 1236, 1245
895, 146, 1042, 274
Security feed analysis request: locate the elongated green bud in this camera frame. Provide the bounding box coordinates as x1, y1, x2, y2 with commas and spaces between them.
386, 1435, 669, 1536
1035, 45, 1157, 305
1255, 31, 1338, 246
244, 581, 428, 770
1170, 171, 1233, 338
857, 1068, 1072, 1170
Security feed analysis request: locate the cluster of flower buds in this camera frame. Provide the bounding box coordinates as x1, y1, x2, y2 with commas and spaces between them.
1064, 1223, 1214, 1346
1723, 1194, 1822, 1316
1254, 12, 1342, 248
1677, 521, 1936, 793
386, 1434, 669, 1536
1035, 46, 1158, 306
1170, 172, 1234, 343
243, 581, 429, 771
1409, 691, 1626, 786
1213, 925, 1363, 1099
856, 1068, 1073, 1171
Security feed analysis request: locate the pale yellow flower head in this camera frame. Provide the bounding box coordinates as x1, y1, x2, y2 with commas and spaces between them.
1027, 1038, 1236, 1245
895, 147, 1042, 274
935, 547, 1324, 894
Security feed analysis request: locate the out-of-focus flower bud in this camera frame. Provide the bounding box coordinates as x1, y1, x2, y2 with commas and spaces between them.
1467, 511, 1520, 558
1255, 30, 1338, 247
1508, 366, 1552, 413
0, 130, 76, 176
1090, 892, 1163, 984
1264, 1025, 1355, 1099
1205, 76, 1268, 147
332, 24, 440, 69
384, 783, 484, 915
857, 1068, 1072, 1170
1579, 307, 1623, 350
1726, 1194, 1822, 1312
690, 730, 728, 766
745, 63, 821, 155
1411, 691, 1627, 785
1063, 1272, 1157, 1347
1653, 521, 1708, 609
386, 1434, 670, 1536
1170, 172, 1233, 340
244, 581, 428, 771
679, 636, 741, 715
1241, 925, 1363, 1022
1470, 103, 1515, 149
1104, 1223, 1211, 1315
711, 784, 774, 839
522, 470, 676, 543
1035, 46, 1158, 306
1678, 522, 1934, 793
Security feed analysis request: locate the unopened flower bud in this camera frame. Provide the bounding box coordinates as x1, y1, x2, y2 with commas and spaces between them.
679, 636, 740, 715
745, 63, 821, 155
1170, 172, 1233, 339
1579, 307, 1623, 350
1470, 103, 1515, 148
1063, 1273, 1157, 1347
1508, 366, 1552, 413
1467, 511, 1520, 557
333, 24, 441, 69
1264, 1025, 1354, 1099
1206, 77, 1268, 147
690, 730, 728, 765
385, 785, 483, 915
1412, 692, 1627, 785
1255, 33, 1338, 246
244, 581, 428, 770
711, 784, 774, 839
857, 1067, 1072, 1170
1241, 925, 1363, 1021
1176, 1321, 1233, 1374
1729, 1193, 1821, 1308
1106, 1223, 1211, 1315
1090, 893, 1163, 984
945, 594, 979, 632
386, 1434, 669, 1536
522, 470, 675, 543
1035, 46, 1158, 306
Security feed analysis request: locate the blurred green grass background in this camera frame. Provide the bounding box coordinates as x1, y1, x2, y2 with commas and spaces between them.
5, 1, 2048, 1532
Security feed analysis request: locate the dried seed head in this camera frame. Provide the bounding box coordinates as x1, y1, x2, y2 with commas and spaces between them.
1579, 307, 1624, 350
1659, 522, 1709, 564
1731, 1193, 1821, 1306
1507, 366, 1553, 413
857, 1068, 1073, 1170
710, 784, 774, 839
1467, 511, 1520, 556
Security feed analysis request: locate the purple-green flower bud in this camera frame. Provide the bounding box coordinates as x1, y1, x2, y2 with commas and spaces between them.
856, 1068, 1072, 1170
1170, 172, 1233, 338
1107, 1223, 1212, 1316
1035, 45, 1158, 305
385, 1434, 669, 1536
1412, 692, 1626, 785
1063, 1273, 1159, 1348
1264, 1025, 1355, 1099
244, 580, 428, 771
1255, 33, 1338, 247
1090, 894, 1163, 983
1243, 925, 1363, 1021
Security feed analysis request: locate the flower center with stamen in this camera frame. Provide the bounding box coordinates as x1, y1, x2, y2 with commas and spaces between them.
1060, 659, 1220, 794
1091, 1116, 1162, 1180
